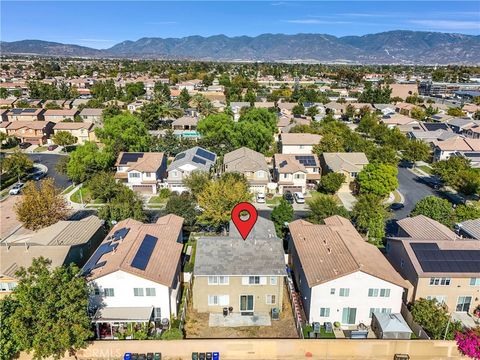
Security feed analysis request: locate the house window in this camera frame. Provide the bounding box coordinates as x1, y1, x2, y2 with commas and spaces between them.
299, 145, 304, 149
470, 278, 480, 286
426, 295, 447, 304
7, 282, 17, 291
330, 288, 335, 295
145, 172, 152, 177
368, 288, 379, 297
0, 283, 8, 291
369, 308, 391, 317
154, 308, 161, 320
134, 288, 144, 296
257, 171, 265, 178
146, 288, 156, 296
208, 295, 229, 306
339, 288, 350, 297
320, 308, 330, 317
351, 172, 358, 178
208, 276, 229, 285
104, 288, 114, 297
294, 173, 304, 179
93, 287, 100, 296
266, 295, 276, 305
429, 277, 451, 286
282, 174, 288, 179
171, 171, 178, 177
380, 289, 391, 297
129, 172, 140, 178
270, 277, 277, 285
400, 260, 405, 268
249, 276, 261, 284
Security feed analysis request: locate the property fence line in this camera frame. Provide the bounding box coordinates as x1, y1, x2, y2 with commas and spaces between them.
401, 303, 430, 339
285, 275, 305, 339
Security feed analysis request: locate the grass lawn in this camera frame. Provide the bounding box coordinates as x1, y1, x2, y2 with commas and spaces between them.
148, 195, 168, 204
310, 191, 342, 205
303, 324, 336, 339
266, 197, 281, 205
70, 187, 92, 204
418, 165, 432, 175
61, 184, 75, 194
33, 146, 48, 152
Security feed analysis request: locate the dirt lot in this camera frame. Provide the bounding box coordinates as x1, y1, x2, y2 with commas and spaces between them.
184, 286, 298, 339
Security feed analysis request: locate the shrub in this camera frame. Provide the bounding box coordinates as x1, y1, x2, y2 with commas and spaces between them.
161, 328, 183, 340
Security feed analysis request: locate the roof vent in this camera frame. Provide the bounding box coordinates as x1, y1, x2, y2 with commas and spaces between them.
323, 239, 327, 245
327, 247, 331, 254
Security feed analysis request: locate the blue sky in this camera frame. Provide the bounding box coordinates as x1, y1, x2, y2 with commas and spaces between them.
1, 1, 479, 49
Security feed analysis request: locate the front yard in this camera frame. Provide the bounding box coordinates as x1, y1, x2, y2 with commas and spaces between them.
184, 285, 298, 338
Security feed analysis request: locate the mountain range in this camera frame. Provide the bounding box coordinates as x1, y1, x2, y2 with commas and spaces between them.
1, 31, 479, 64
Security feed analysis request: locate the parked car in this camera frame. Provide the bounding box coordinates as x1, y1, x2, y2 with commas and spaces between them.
31, 170, 46, 181
419, 176, 442, 190
19, 142, 32, 149
294, 192, 305, 204
256, 193, 266, 203
47, 144, 58, 151
283, 191, 294, 204
9, 182, 25, 195
389, 203, 405, 211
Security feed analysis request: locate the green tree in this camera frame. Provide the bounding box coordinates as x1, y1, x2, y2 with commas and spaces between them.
455, 204, 480, 223
314, 133, 345, 153
197, 174, 251, 231
244, 90, 256, 105
411, 196, 454, 227
178, 88, 191, 109
352, 194, 388, 245
102, 104, 122, 119
411, 298, 462, 340
318, 172, 346, 194
10, 257, 92, 359
446, 107, 465, 117
2, 150, 33, 181
367, 146, 399, 165
432, 156, 471, 186
402, 139, 430, 164
66, 142, 114, 183
292, 103, 305, 116
85, 172, 121, 202
1, 296, 21, 360
307, 194, 350, 224
95, 113, 151, 154
184, 171, 211, 199
15, 178, 68, 231
410, 107, 427, 120
165, 192, 198, 227
0, 87, 8, 99
52, 131, 77, 147
357, 163, 398, 197
306, 106, 319, 119
98, 186, 146, 224
456, 169, 480, 195
271, 198, 294, 238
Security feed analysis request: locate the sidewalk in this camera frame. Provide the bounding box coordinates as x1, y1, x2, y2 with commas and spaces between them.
337, 191, 357, 211
63, 184, 86, 211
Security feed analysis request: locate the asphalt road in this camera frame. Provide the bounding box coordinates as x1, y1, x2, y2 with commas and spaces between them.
26, 153, 72, 190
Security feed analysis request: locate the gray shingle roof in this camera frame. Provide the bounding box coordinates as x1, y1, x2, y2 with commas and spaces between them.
167, 146, 216, 172
194, 217, 285, 276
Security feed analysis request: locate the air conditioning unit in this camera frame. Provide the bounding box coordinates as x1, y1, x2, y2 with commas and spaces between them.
271, 308, 280, 320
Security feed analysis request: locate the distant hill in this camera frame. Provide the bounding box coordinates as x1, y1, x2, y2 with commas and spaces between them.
1, 31, 479, 64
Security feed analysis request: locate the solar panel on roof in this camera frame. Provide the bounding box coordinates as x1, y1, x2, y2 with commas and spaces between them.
23, 108, 36, 113
82, 241, 118, 275
192, 156, 207, 165
174, 152, 186, 161
113, 227, 129, 241
411, 242, 480, 273
119, 153, 144, 165
131, 234, 158, 270
196, 148, 216, 162
295, 155, 316, 166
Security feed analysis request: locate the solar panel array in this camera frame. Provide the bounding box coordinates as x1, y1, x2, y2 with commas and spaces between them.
279, 160, 287, 168
295, 155, 316, 166
131, 234, 158, 270
196, 148, 216, 162
119, 153, 144, 165
192, 156, 207, 165
411, 242, 480, 273
11, 108, 37, 114
423, 123, 449, 131
174, 152, 186, 161
113, 227, 130, 241
82, 241, 118, 275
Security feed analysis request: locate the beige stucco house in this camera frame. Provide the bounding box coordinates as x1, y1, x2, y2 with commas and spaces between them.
280, 133, 322, 155
53, 122, 96, 144
321, 152, 369, 192
273, 153, 321, 194
386, 215, 480, 322
193, 217, 286, 317
223, 147, 270, 193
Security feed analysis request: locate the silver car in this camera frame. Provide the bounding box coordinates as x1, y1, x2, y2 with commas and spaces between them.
9, 182, 25, 195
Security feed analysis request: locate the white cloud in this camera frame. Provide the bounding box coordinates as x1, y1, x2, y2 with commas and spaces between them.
410, 19, 480, 30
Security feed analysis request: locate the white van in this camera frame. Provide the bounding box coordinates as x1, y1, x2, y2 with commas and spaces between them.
256, 193, 266, 203
294, 192, 305, 204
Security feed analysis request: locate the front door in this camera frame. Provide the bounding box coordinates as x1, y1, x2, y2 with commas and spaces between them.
240, 295, 254, 315
456, 296, 472, 312
342, 307, 357, 324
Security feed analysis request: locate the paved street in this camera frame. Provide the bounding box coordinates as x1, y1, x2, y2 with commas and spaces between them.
26, 153, 72, 190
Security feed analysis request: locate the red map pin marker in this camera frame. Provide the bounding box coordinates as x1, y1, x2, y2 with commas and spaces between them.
231, 202, 258, 240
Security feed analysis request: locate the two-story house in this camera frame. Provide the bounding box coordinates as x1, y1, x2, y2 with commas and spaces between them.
84, 214, 184, 339
193, 217, 286, 319
289, 216, 407, 327
321, 152, 369, 192
6, 108, 45, 122
171, 116, 198, 131
115, 152, 167, 194
79, 108, 103, 124
223, 147, 270, 194
166, 146, 217, 193
53, 122, 96, 144
43, 109, 79, 123
433, 138, 480, 161
1, 215, 104, 299
386, 215, 480, 323
273, 153, 321, 194
280, 133, 322, 155
6, 121, 54, 145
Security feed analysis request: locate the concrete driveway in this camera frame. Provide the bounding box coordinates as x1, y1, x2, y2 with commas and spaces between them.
337, 191, 357, 211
